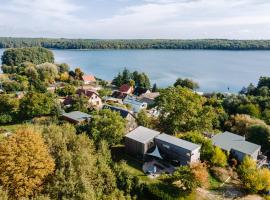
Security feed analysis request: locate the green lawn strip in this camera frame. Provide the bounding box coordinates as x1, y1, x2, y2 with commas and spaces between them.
208, 173, 222, 190
0, 123, 25, 132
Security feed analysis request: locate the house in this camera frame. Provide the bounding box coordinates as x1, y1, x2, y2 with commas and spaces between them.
155, 134, 201, 165
82, 75, 96, 85
77, 89, 102, 108
211, 131, 261, 162
139, 92, 160, 106
125, 126, 160, 157
111, 91, 128, 100
119, 84, 134, 94
61, 111, 91, 124
133, 87, 151, 96
123, 95, 147, 113
103, 104, 137, 131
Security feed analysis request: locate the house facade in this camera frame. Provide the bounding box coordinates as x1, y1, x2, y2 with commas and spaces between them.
155, 134, 201, 165
77, 89, 103, 108
119, 84, 134, 94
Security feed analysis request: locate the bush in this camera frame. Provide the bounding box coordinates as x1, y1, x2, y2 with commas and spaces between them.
190, 162, 209, 188
0, 114, 13, 124
210, 147, 228, 167
238, 156, 270, 193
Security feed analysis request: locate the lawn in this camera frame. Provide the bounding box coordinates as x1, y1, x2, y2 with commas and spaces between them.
0, 123, 25, 132
208, 173, 222, 190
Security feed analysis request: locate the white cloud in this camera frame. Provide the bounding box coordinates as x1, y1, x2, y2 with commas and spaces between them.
0, 0, 270, 38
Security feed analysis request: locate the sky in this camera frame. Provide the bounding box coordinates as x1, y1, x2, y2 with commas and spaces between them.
1, 0, 270, 39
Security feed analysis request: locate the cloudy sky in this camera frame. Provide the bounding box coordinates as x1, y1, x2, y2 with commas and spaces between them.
1, 0, 270, 39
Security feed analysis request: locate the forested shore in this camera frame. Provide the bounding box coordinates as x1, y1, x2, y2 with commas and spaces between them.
1, 37, 270, 50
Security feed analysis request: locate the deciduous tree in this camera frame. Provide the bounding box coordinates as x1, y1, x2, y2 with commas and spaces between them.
0, 126, 55, 199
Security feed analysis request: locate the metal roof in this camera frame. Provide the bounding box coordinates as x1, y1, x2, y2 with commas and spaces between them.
103, 104, 134, 119
125, 126, 160, 144
155, 133, 200, 151
62, 111, 91, 122
211, 131, 261, 155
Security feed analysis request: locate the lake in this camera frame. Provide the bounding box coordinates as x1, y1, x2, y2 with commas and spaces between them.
1, 49, 270, 93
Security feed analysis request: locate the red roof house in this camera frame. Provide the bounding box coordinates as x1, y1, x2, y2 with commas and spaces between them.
82, 75, 96, 84
119, 84, 134, 94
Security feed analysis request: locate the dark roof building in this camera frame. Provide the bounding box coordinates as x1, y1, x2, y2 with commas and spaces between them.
125, 126, 160, 157
76, 88, 99, 98
103, 105, 137, 131
61, 111, 91, 124
155, 133, 201, 165
212, 131, 261, 161
111, 91, 128, 100
133, 87, 150, 96
103, 104, 133, 119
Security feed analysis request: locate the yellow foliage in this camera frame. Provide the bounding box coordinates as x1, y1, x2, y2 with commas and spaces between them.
60, 72, 69, 81
0, 126, 55, 199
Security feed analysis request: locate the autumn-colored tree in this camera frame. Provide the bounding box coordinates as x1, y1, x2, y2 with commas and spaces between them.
0, 126, 55, 199
210, 147, 227, 167
165, 166, 199, 191
238, 156, 270, 193
0, 187, 8, 200
225, 114, 266, 136
190, 162, 209, 188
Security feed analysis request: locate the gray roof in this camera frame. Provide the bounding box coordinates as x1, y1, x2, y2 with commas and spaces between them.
212, 131, 261, 155
62, 111, 91, 123
155, 133, 200, 151
125, 126, 160, 144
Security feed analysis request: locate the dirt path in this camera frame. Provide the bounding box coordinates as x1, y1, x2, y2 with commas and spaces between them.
196, 188, 263, 200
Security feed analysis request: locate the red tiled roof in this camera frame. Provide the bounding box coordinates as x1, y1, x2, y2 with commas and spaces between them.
119, 84, 132, 93
82, 75, 96, 82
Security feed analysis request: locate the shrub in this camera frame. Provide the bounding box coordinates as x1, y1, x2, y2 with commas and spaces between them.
210, 147, 227, 167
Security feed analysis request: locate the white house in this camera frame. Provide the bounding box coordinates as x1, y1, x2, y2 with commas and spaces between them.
123, 95, 147, 113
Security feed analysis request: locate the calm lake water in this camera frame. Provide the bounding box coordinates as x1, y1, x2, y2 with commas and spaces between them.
1, 49, 270, 93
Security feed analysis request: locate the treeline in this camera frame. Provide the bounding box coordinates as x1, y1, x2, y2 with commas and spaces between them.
1, 37, 270, 50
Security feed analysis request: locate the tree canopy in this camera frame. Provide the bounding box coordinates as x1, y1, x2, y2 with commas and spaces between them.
1, 47, 54, 66
0, 126, 55, 199
1, 38, 270, 50
174, 78, 199, 90
156, 86, 217, 134
112, 68, 151, 89
88, 109, 126, 146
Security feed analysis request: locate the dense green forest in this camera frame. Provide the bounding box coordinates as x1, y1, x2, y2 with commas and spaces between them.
1, 37, 270, 50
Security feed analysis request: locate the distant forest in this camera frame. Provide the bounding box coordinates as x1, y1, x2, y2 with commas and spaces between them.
1, 37, 270, 50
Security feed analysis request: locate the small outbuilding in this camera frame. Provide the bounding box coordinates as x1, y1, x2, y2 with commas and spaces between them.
125, 126, 160, 157
155, 134, 201, 165
61, 111, 91, 124
211, 131, 261, 161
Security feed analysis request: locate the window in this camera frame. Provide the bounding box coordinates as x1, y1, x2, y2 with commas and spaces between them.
162, 144, 170, 149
